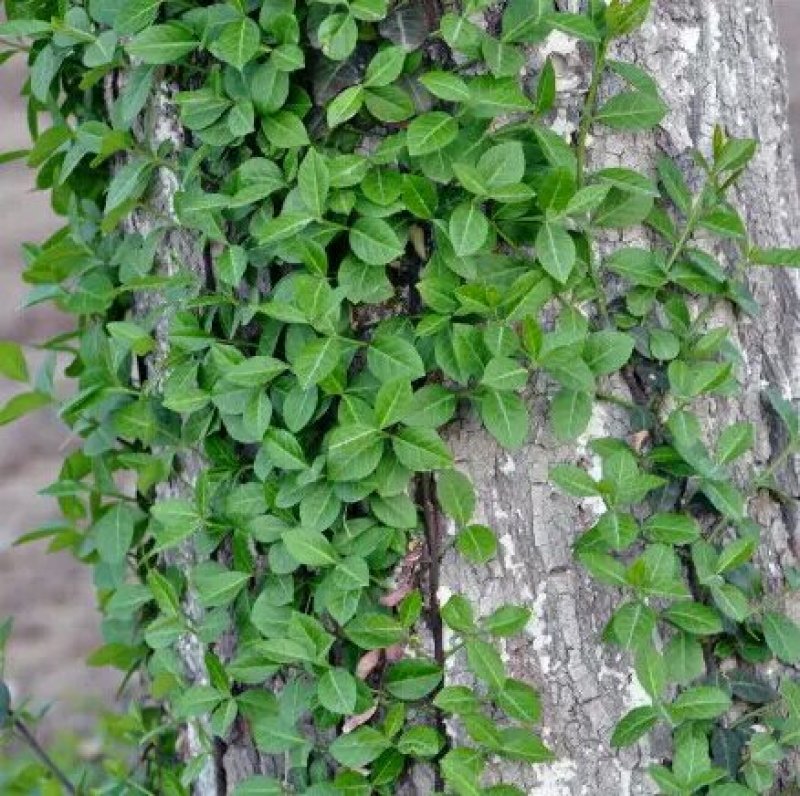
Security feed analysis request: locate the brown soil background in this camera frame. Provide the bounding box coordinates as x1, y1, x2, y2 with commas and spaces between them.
0, 2, 799, 744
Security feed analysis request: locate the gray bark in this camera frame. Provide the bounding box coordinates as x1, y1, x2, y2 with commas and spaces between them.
440, 1, 800, 794
125, 0, 800, 794
112, 79, 223, 795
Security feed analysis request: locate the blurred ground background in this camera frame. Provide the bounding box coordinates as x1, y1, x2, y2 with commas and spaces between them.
0, 0, 799, 749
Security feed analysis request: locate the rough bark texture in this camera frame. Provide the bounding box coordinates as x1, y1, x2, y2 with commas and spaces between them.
114, 79, 223, 796
127, 1, 800, 794
438, 1, 800, 794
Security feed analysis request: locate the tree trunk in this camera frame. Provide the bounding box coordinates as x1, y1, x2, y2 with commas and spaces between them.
439, 2, 800, 794
127, 1, 800, 794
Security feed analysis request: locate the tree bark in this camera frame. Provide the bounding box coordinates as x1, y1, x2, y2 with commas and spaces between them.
439, 1, 800, 794
128, 1, 800, 794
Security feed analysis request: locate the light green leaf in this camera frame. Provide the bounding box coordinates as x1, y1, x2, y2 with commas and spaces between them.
466, 640, 505, 691
126, 24, 198, 64
282, 527, 338, 568
367, 335, 424, 382
595, 91, 668, 130
455, 524, 497, 564
437, 470, 476, 525
298, 148, 330, 218
763, 612, 800, 664
317, 668, 357, 714
212, 17, 261, 70
262, 111, 309, 148
479, 389, 529, 449
536, 221, 575, 284
407, 112, 458, 157
550, 389, 592, 441
449, 202, 489, 257
392, 427, 453, 471
327, 86, 364, 128
350, 217, 404, 265
93, 503, 136, 564
294, 337, 341, 390
0, 341, 28, 382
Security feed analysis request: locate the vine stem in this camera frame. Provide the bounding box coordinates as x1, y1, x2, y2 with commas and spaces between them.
13, 718, 77, 795
576, 38, 609, 189
664, 179, 710, 272
575, 38, 611, 327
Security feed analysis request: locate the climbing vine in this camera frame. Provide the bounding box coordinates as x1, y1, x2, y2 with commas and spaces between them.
2, 0, 800, 793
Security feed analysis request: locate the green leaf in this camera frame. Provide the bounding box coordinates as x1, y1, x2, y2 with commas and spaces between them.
350, 217, 404, 265
665, 631, 705, 686
496, 679, 541, 724
281, 527, 338, 568
536, 222, 575, 284
663, 602, 723, 636
611, 705, 659, 748
550, 464, 600, 497
763, 612, 800, 664
255, 212, 313, 245
216, 245, 248, 287
478, 389, 529, 449
497, 728, 553, 763
501, 0, 551, 44
606, 0, 652, 37
364, 45, 406, 88
670, 686, 732, 721
611, 601, 656, 649
228, 356, 287, 387
374, 379, 413, 428
404, 112, 457, 158
115, 0, 163, 35
455, 524, 497, 564
263, 111, 309, 148
449, 202, 489, 257
298, 148, 330, 218
550, 389, 592, 441
484, 605, 531, 637
419, 70, 470, 102
345, 613, 406, 649
477, 142, 525, 188
397, 725, 442, 758
716, 423, 754, 464
326, 423, 384, 482
330, 727, 390, 768
595, 91, 668, 130
437, 470, 476, 525
327, 86, 365, 128
546, 12, 600, 42
317, 668, 357, 714
252, 716, 306, 754
0, 391, 51, 426
126, 24, 198, 64
465, 640, 505, 691
643, 513, 700, 545
635, 646, 666, 700
212, 17, 261, 70
710, 583, 751, 622
294, 337, 341, 389
368, 335, 424, 382
264, 428, 307, 470
193, 563, 250, 608
385, 659, 442, 700
481, 357, 528, 392
93, 503, 137, 564
750, 247, 800, 267
0, 341, 28, 382
583, 331, 635, 375
318, 13, 358, 61
392, 427, 452, 471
